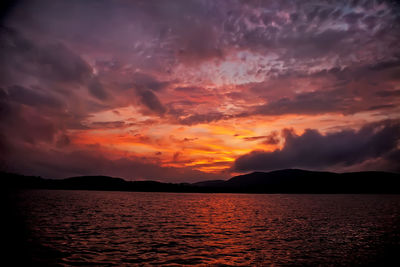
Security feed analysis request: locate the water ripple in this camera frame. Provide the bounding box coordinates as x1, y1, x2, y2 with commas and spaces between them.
16, 191, 400, 266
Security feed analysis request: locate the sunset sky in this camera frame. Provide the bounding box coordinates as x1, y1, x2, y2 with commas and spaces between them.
1, 0, 399, 182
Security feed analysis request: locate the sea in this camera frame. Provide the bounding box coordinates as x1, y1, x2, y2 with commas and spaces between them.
7, 190, 400, 266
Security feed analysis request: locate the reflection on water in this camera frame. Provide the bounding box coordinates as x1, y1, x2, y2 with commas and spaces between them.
15, 190, 400, 265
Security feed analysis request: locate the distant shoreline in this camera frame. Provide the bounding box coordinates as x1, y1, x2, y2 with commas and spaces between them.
3, 169, 400, 194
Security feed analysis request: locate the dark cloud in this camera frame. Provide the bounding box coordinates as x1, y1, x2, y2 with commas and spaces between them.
182, 137, 198, 142
264, 131, 280, 145
282, 29, 354, 59
369, 59, 400, 71
0, 81, 110, 157
243, 136, 269, 142
138, 90, 166, 115
0, 27, 116, 139
376, 89, 400, 97
88, 78, 109, 100
7, 85, 62, 108
0, 100, 57, 145
343, 12, 364, 24
176, 112, 230, 126
132, 72, 169, 92
38, 43, 93, 83
241, 132, 281, 145
241, 132, 280, 144
252, 88, 354, 116
0, 27, 113, 113
90, 121, 126, 129
176, 21, 225, 64
1, 85, 92, 157
0, 27, 93, 85
234, 120, 400, 172
367, 104, 397, 111
55, 134, 70, 147
174, 86, 206, 94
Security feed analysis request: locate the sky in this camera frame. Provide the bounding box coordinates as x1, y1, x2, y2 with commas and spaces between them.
0, 0, 399, 182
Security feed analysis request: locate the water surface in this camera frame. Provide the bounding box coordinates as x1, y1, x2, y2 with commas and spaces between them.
14, 190, 400, 266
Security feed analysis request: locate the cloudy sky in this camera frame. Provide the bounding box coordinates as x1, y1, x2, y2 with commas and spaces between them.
1, 0, 399, 182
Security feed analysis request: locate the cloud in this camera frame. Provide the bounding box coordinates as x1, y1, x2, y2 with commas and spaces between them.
1, 145, 224, 183
264, 131, 280, 145
7, 85, 62, 108
5, 0, 400, 75
234, 120, 400, 172
0, 27, 93, 85
0, 27, 114, 111
243, 136, 270, 142
242, 132, 280, 145
1, 0, 400, 180
376, 89, 400, 97
176, 112, 230, 126
252, 88, 351, 116
132, 72, 169, 92
88, 78, 109, 100
369, 59, 400, 72
0, 100, 57, 145
222, 0, 400, 68
138, 90, 166, 115
245, 59, 400, 117
89, 121, 126, 129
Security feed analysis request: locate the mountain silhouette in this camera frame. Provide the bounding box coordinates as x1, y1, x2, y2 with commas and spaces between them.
3, 169, 400, 194
201, 169, 400, 193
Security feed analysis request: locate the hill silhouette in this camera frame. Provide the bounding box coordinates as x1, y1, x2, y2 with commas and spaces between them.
201, 169, 400, 193
3, 169, 400, 194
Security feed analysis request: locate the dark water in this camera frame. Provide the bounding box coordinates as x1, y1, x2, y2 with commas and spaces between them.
11, 190, 400, 266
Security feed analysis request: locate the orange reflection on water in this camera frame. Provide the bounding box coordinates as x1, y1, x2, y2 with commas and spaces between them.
21, 191, 400, 265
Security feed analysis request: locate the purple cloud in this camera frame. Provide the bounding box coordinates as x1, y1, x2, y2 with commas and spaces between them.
234, 120, 400, 172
